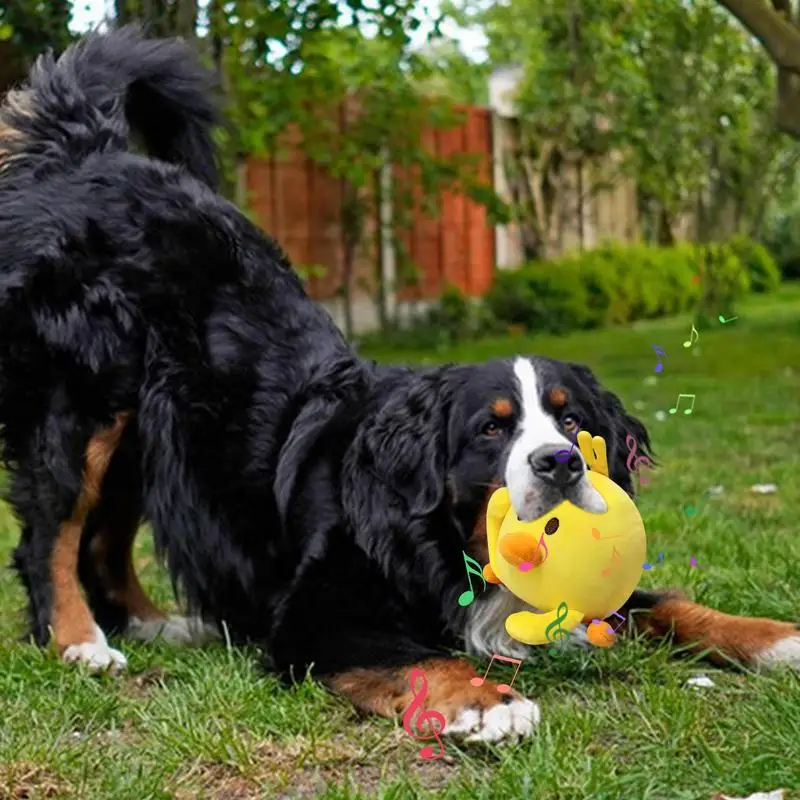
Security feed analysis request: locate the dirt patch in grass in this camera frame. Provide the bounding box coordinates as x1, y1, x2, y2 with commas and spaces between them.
0, 761, 72, 800
170, 730, 460, 798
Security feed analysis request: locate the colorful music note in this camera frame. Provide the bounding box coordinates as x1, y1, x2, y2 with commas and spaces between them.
682, 324, 700, 349
402, 668, 447, 760
470, 653, 524, 693
554, 418, 582, 463
519, 533, 548, 572
684, 499, 708, 518
591, 528, 625, 541
458, 551, 487, 607
652, 344, 667, 374
625, 434, 651, 484
642, 552, 664, 570
718, 315, 738, 324
609, 610, 626, 632
553, 442, 576, 463
592, 610, 626, 634
669, 393, 696, 416
601, 546, 622, 578
544, 602, 571, 655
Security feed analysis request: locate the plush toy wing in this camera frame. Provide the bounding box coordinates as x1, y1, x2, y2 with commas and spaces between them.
483, 486, 512, 585
577, 431, 609, 477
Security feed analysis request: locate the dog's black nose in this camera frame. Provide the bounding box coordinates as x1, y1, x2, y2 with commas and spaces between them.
527, 445, 583, 487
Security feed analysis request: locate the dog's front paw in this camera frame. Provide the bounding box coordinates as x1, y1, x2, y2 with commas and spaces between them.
447, 695, 540, 743
407, 658, 540, 744
61, 625, 127, 673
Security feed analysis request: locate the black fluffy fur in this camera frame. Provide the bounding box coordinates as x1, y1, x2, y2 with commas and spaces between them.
0, 27, 653, 677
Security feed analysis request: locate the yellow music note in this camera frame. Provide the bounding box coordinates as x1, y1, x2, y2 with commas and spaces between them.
682, 325, 699, 349
669, 393, 696, 416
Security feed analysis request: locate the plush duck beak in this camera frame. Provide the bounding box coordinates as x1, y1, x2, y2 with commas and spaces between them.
498, 533, 546, 568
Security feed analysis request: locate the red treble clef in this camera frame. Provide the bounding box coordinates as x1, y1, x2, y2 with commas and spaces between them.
402, 668, 447, 760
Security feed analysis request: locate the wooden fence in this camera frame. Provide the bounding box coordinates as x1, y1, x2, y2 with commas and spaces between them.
245, 105, 495, 309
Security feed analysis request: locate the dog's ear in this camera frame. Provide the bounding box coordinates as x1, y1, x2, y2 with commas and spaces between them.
342, 372, 450, 555
346, 372, 448, 517
567, 362, 653, 495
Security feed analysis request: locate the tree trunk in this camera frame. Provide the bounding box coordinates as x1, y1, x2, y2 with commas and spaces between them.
175, 0, 198, 39
716, 0, 800, 138
657, 207, 675, 246
373, 166, 389, 331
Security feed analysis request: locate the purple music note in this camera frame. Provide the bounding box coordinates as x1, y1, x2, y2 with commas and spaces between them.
555, 418, 582, 463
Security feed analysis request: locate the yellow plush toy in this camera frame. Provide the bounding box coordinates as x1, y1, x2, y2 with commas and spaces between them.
483, 431, 646, 647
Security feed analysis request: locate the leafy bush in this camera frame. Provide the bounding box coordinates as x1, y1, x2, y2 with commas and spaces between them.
727, 235, 781, 293
695, 242, 751, 324
358, 241, 756, 350
357, 285, 503, 351
761, 213, 800, 280
484, 242, 749, 335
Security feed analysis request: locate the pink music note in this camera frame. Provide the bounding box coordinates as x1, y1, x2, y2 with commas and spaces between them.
402, 668, 447, 760
470, 653, 524, 693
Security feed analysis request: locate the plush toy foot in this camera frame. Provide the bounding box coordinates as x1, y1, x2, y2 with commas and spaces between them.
483, 563, 502, 585
505, 609, 584, 646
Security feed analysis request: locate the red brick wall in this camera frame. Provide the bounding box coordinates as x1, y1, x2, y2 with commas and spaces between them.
245, 105, 495, 302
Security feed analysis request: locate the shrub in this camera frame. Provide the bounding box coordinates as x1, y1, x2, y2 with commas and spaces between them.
727, 235, 781, 293
484, 242, 749, 335
763, 210, 800, 280
357, 285, 504, 352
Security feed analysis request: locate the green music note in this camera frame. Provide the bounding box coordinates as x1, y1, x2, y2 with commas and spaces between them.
544, 601, 570, 655
458, 551, 487, 607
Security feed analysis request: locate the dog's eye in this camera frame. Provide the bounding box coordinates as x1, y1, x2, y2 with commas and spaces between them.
562, 414, 580, 433
482, 420, 505, 437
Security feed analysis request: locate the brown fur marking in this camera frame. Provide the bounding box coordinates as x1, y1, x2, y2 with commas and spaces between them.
465, 481, 501, 566
0, 89, 34, 169
549, 388, 568, 407
490, 398, 513, 418
326, 658, 519, 723
638, 596, 799, 666
90, 526, 166, 622
50, 413, 131, 651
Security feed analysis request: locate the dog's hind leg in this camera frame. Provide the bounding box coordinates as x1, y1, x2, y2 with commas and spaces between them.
619, 588, 800, 671
79, 427, 218, 647
11, 412, 132, 672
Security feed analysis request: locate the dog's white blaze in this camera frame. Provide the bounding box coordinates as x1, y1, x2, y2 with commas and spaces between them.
506, 358, 575, 517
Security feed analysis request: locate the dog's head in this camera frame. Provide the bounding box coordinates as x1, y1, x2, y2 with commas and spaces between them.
343, 355, 651, 611
446, 356, 651, 531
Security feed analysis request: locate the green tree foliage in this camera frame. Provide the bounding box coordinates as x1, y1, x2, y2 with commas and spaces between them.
716, 0, 800, 140
209, 1, 504, 335
452, 0, 800, 254
0, 0, 72, 92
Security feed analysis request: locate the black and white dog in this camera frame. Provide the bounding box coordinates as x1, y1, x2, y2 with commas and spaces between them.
1, 27, 797, 744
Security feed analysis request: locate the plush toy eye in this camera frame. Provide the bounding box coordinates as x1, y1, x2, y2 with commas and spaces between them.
544, 517, 560, 535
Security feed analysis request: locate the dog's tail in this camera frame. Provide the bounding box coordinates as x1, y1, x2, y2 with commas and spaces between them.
0, 25, 219, 187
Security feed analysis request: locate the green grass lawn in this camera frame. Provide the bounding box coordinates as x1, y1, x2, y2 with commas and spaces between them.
2, 286, 800, 800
